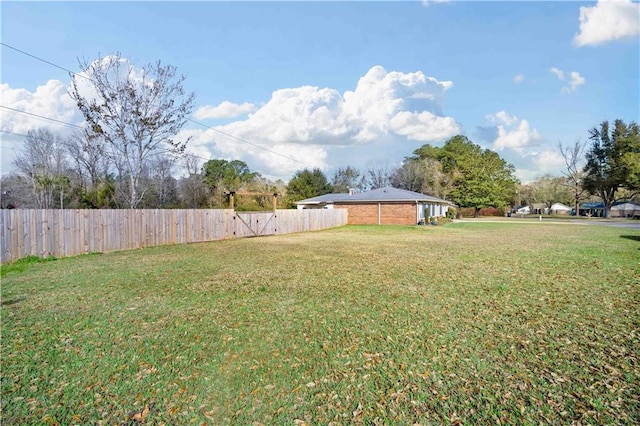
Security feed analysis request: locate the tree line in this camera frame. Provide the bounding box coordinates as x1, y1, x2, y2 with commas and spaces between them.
2, 54, 638, 217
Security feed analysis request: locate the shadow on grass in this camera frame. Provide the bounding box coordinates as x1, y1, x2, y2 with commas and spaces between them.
1, 297, 26, 306
620, 235, 640, 243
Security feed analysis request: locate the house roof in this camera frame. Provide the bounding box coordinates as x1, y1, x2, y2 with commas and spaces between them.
580, 201, 640, 209
612, 201, 640, 210
550, 203, 571, 210
580, 202, 604, 209
295, 186, 452, 205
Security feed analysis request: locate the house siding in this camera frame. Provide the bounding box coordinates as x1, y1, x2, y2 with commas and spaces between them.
336, 203, 417, 225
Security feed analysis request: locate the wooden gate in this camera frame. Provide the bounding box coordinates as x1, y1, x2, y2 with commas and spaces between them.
233, 212, 277, 238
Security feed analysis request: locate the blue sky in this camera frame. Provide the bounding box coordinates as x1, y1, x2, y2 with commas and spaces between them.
1, 1, 638, 183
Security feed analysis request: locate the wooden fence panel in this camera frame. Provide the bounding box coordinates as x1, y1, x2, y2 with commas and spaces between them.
0, 208, 347, 263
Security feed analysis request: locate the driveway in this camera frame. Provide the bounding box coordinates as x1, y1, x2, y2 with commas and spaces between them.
455, 217, 640, 230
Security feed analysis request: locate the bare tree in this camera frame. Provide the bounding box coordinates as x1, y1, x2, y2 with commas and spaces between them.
144, 156, 178, 208
64, 130, 109, 188
177, 154, 209, 208
70, 53, 195, 208
1, 174, 33, 208
13, 128, 69, 208
559, 140, 587, 215
331, 166, 366, 193
365, 162, 391, 190
390, 159, 425, 192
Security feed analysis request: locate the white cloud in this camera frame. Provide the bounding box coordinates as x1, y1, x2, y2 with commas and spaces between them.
494, 119, 543, 152
515, 149, 567, 183
487, 110, 518, 126
481, 111, 567, 183
574, 0, 640, 47
422, 0, 451, 6
549, 67, 586, 93
388, 111, 459, 141
196, 65, 460, 178
564, 71, 586, 94
0, 80, 84, 175
549, 67, 565, 80
0, 81, 82, 134
1, 65, 460, 181
513, 74, 525, 84
486, 111, 543, 153
193, 101, 256, 120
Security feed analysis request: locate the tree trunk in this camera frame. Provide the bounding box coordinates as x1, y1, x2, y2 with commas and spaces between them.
129, 174, 138, 209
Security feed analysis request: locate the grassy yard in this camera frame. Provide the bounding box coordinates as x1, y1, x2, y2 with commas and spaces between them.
1, 223, 638, 425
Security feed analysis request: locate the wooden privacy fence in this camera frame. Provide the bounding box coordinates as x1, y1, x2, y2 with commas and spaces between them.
0, 208, 348, 264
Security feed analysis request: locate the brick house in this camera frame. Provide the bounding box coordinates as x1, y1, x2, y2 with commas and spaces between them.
295, 187, 452, 225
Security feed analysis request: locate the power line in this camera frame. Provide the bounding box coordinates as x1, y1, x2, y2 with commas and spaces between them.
1, 43, 308, 168
187, 118, 305, 165
0, 105, 84, 129
2, 42, 80, 79
1, 130, 30, 138
0, 42, 89, 80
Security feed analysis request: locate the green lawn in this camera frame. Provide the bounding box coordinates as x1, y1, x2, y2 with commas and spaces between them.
2, 223, 638, 425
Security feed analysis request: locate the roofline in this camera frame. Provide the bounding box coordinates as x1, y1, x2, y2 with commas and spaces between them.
296, 199, 454, 205
332, 199, 450, 204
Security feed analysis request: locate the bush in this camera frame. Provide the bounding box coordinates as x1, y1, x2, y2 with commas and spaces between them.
459, 207, 506, 217
478, 207, 505, 217
446, 208, 457, 219
434, 217, 452, 226
460, 208, 476, 217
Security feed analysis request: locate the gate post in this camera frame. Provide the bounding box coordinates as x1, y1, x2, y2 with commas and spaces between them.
273, 193, 278, 211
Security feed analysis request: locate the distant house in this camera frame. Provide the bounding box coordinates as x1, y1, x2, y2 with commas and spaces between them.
550, 203, 571, 215
531, 203, 547, 215
579, 202, 605, 217
578, 201, 640, 218
611, 201, 640, 218
295, 186, 452, 225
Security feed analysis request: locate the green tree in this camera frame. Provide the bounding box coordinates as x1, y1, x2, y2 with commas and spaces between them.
202, 159, 259, 207
521, 174, 573, 208
203, 159, 258, 191
435, 136, 518, 216
285, 168, 333, 207
583, 120, 640, 217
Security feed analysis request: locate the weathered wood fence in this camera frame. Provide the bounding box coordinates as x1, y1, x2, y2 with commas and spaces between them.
0, 209, 348, 264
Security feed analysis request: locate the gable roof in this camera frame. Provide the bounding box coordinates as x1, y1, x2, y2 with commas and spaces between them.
296, 187, 451, 205
579, 201, 640, 209
612, 201, 640, 210
550, 203, 571, 210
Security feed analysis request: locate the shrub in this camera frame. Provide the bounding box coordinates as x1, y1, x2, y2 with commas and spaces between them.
460, 207, 476, 217
478, 207, 505, 217
435, 217, 452, 226
459, 207, 506, 217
